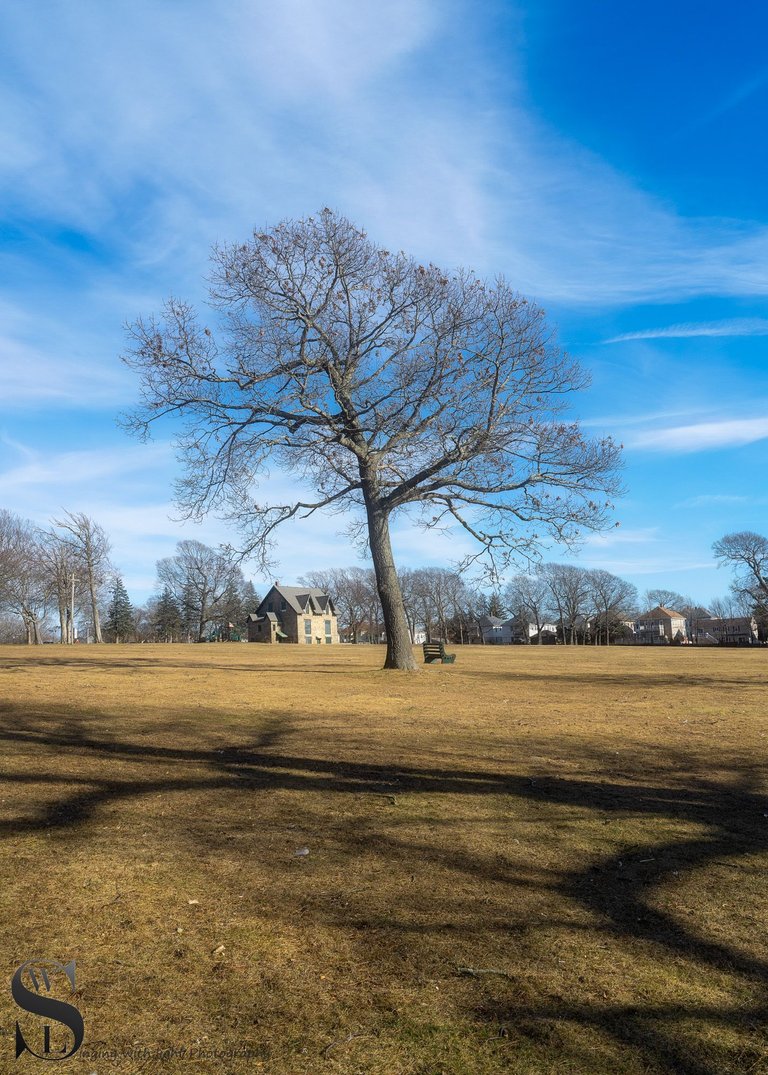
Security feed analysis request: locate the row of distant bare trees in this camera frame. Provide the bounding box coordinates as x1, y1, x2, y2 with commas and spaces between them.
0, 509, 262, 644
301, 565, 762, 645
300, 566, 487, 644
2, 503, 766, 645
0, 509, 111, 644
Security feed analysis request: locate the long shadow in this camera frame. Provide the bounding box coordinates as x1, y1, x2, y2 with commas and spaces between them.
0, 654, 377, 674
457, 667, 768, 690
0, 703, 766, 1073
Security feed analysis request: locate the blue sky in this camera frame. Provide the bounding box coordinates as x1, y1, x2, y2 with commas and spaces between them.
1, 0, 767, 605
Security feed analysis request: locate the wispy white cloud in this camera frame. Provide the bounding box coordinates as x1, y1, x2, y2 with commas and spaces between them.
583, 527, 659, 548
629, 416, 768, 452
580, 557, 717, 576
0, 298, 133, 406
676, 494, 749, 508
1, 0, 767, 607
0, 442, 172, 495
605, 318, 768, 343
690, 67, 768, 130
2, 0, 768, 312
582, 407, 708, 429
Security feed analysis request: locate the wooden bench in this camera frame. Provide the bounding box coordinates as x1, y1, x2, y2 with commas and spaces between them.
422, 641, 456, 664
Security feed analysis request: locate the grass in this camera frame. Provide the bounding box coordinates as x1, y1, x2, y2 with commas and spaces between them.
0, 642, 766, 1074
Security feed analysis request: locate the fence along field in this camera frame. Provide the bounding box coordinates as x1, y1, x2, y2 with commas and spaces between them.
0, 643, 765, 1074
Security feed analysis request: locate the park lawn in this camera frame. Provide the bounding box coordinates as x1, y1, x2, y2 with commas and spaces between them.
0, 643, 766, 1075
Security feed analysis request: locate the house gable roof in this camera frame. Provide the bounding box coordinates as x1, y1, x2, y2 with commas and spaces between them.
257, 585, 337, 617
637, 605, 685, 621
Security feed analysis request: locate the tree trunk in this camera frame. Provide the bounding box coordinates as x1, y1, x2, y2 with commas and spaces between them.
197, 589, 208, 642
365, 504, 417, 671
88, 567, 103, 643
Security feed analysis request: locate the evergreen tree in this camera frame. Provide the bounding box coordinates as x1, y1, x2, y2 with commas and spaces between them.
154, 586, 182, 642
483, 591, 506, 619
241, 580, 261, 616
210, 581, 245, 641
105, 576, 134, 642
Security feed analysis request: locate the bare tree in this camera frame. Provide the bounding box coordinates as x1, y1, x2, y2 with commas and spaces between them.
713, 531, 768, 613
402, 569, 434, 641
709, 593, 748, 619
539, 563, 592, 644
587, 569, 638, 645
643, 588, 689, 612
0, 509, 25, 600
299, 567, 372, 643
157, 540, 244, 642
350, 567, 381, 643
397, 568, 421, 643
441, 570, 473, 644
122, 209, 622, 669
36, 529, 84, 643
0, 512, 50, 643
399, 567, 470, 642
0, 612, 28, 644
53, 512, 112, 643
504, 573, 549, 643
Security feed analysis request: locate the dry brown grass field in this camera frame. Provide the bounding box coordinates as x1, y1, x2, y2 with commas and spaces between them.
0, 643, 766, 1075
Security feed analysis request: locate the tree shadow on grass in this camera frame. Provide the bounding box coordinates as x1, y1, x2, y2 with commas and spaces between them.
0, 650, 383, 674
0, 702, 766, 1073
458, 666, 768, 692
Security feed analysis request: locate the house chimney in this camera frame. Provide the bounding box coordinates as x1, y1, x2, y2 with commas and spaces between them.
274, 580, 280, 587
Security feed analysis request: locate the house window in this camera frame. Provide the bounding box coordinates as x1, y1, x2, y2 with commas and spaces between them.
281, 601, 287, 611
324, 619, 332, 636
304, 619, 312, 635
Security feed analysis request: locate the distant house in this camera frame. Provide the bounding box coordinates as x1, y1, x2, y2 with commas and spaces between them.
479, 615, 512, 645
694, 615, 758, 646
341, 623, 426, 645
479, 615, 557, 644
247, 584, 339, 644
634, 605, 687, 644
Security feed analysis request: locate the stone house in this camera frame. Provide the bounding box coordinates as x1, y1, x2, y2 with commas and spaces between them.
247, 584, 340, 644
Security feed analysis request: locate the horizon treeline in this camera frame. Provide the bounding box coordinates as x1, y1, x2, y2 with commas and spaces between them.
0, 508, 763, 644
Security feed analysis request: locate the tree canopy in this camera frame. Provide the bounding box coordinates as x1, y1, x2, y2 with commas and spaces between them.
713, 531, 768, 614
122, 209, 622, 668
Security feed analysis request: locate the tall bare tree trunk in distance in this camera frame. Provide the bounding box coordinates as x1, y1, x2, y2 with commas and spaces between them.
87, 568, 102, 643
